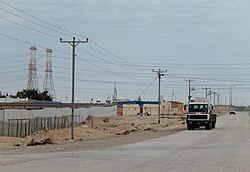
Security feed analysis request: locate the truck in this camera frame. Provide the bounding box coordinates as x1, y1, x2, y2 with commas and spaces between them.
186, 99, 217, 130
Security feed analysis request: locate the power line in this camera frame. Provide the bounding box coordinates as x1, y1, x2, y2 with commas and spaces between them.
1, 3, 133, 70
53, 75, 156, 87
140, 76, 158, 97
1, 15, 146, 72
76, 56, 139, 80
166, 73, 249, 84
0, 1, 125, 66
86, 42, 149, 71
0, 32, 71, 56
0, 1, 74, 38
82, 46, 145, 71
1, 27, 246, 84
0, 16, 58, 38
77, 47, 139, 71
0, 7, 72, 38
0, 1, 150, 70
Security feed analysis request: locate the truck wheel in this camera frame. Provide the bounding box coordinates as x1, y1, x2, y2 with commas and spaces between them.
212, 122, 215, 128
205, 122, 212, 130
187, 125, 192, 130
205, 124, 209, 130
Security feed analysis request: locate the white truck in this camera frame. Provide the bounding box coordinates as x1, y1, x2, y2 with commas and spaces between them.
186, 100, 217, 130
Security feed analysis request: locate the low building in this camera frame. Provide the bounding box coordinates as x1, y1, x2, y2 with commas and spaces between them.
117, 101, 184, 116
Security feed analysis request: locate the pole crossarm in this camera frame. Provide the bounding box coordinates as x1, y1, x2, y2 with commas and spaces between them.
60, 37, 88, 46
60, 37, 88, 140
152, 69, 167, 124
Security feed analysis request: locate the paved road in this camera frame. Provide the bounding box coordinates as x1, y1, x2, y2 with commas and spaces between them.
1, 112, 250, 172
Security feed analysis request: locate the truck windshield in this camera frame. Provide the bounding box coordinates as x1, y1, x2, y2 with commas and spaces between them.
189, 104, 208, 113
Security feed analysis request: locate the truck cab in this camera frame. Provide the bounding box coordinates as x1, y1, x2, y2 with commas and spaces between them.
186, 101, 217, 130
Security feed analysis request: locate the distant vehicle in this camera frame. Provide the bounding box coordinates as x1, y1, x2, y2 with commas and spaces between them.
137, 112, 150, 116
229, 110, 236, 115
186, 98, 217, 130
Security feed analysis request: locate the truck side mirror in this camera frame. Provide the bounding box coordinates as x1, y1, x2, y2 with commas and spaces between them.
184, 105, 187, 111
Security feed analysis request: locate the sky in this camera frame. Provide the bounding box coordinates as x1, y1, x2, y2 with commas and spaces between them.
1, 0, 250, 105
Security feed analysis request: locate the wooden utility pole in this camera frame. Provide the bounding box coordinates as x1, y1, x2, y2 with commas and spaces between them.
202, 87, 211, 99
185, 79, 195, 103
60, 37, 88, 139
152, 69, 167, 124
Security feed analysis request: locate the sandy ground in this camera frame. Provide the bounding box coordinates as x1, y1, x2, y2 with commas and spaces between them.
0, 115, 186, 154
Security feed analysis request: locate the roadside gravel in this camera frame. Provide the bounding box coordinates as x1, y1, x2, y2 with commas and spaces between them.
0, 126, 185, 155
0, 115, 186, 155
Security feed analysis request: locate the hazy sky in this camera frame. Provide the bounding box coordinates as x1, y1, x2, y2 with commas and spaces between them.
1, 0, 250, 105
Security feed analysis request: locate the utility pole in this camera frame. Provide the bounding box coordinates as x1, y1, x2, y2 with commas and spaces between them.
225, 96, 227, 111
208, 89, 212, 101
172, 90, 175, 101
217, 93, 221, 105
216, 93, 221, 111
202, 87, 211, 99
60, 37, 88, 140
213, 91, 217, 106
229, 86, 234, 109
152, 69, 167, 124
185, 79, 195, 103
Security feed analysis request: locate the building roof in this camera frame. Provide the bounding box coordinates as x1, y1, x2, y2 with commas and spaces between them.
117, 101, 159, 105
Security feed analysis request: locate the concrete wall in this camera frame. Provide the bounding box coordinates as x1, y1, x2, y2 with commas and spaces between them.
0, 105, 116, 120
0, 105, 117, 137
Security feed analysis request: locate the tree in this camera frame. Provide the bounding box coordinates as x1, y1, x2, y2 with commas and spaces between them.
16, 89, 53, 101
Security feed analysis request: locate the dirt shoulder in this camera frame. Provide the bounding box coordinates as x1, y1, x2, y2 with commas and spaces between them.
0, 115, 186, 155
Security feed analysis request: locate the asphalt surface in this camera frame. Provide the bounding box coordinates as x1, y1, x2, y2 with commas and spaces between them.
1, 112, 250, 172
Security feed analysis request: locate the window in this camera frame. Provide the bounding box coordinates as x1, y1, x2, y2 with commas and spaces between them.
189, 104, 208, 113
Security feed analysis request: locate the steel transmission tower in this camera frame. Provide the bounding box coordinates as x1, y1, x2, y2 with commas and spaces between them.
27, 46, 39, 90
43, 48, 56, 100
